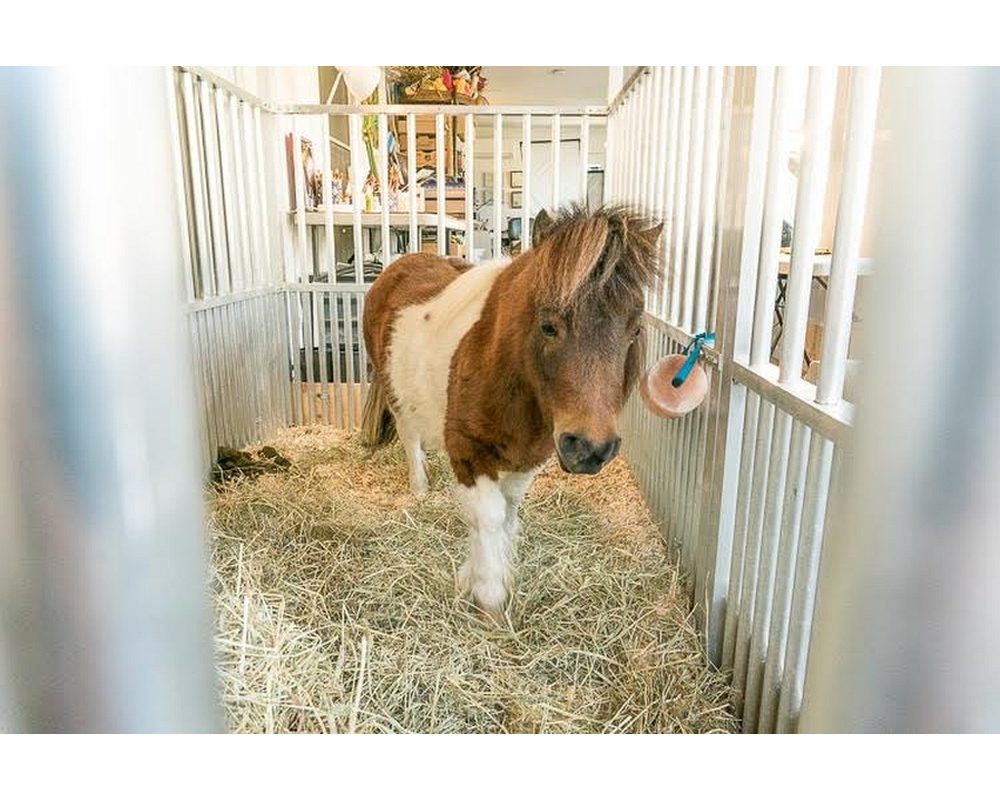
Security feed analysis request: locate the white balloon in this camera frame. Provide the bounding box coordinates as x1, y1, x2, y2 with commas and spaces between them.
337, 66, 382, 101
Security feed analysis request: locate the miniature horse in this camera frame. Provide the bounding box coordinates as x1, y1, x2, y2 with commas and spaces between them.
362, 206, 661, 620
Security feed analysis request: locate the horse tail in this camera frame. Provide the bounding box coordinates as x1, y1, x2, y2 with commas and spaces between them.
361, 373, 396, 448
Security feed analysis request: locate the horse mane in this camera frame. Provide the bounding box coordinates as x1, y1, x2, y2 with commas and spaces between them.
526, 205, 662, 315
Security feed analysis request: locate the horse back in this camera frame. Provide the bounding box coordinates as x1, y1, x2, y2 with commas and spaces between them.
363, 253, 472, 372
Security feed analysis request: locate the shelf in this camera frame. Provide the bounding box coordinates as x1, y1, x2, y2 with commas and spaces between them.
291, 210, 467, 231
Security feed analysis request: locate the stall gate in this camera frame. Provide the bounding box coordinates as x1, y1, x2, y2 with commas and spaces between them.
171, 66, 881, 733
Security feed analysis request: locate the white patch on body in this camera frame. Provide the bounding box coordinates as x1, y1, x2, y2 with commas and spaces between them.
386, 260, 509, 452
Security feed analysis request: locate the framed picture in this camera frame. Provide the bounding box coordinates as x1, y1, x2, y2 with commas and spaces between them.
511, 191, 523, 208
509, 170, 523, 188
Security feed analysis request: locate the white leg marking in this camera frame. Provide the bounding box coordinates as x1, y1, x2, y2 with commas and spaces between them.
498, 469, 539, 542
455, 476, 512, 620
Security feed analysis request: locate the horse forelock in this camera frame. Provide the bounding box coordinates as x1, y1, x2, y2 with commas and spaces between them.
527, 205, 661, 316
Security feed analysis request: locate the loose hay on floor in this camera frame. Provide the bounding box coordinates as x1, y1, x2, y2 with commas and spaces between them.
209, 427, 736, 733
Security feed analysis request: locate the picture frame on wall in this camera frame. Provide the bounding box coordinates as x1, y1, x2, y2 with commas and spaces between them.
509, 171, 523, 188
511, 191, 523, 208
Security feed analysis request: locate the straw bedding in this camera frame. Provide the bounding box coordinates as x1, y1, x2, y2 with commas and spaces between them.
209, 426, 736, 733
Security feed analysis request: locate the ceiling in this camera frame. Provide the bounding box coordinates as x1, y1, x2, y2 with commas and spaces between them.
480, 66, 608, 106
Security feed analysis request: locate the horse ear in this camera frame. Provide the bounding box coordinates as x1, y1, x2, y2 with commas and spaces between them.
640, 222, 664, 247
531, 208, 556, 248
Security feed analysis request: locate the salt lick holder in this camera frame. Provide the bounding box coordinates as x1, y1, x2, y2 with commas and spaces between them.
640, 332, 716, 419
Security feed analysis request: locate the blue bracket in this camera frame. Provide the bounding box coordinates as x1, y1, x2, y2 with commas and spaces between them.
671, 331, 717, 388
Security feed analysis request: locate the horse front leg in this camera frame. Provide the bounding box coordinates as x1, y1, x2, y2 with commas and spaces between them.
498, 469, 539, 541
454, 475, 512, 623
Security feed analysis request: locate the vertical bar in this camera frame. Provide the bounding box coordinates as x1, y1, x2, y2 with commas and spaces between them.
743, 409, 793, 732
681, 67, 709, 331
465, 114, 475, 261
228, 95, 252, 291
551, 113, 561, 210
669, 68, 694, 323
349, 113, 365, 283
321, 113, 337, 280
779, 67, 838, 383
732, 398, 775, 712
776, 435, 834, 731
407, 112, 418, 253
166, 70, 196, 304
199, 79, 230, 295
377, 112, 391, 269
759, 421, 811, 732
749, 67, 793, 368
694, 66, 725, 333
436, 112, 446, 256
579, 114, 590, 206
343, 293, 357, 427
816, 67, 881, 404
721, 392, 760, 669
253, 106, 274, 286
493, 114, 503, 258
658, 67, 682, 320
240, 101, 262, 288
179, 73, 215, 299
328, 290, 344, 427
521, 114, 532, 251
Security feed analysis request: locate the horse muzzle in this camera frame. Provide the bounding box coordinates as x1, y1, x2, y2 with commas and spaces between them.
556, 433, 622, 475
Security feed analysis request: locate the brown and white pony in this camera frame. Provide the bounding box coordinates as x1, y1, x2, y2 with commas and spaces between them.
362, 206, 661, 620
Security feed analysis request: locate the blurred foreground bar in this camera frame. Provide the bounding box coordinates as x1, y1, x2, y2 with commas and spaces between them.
801, 68, 1000, 732
0, 68, 219, 732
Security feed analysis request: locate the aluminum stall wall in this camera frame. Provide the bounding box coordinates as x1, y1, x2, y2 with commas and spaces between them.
609, 67, 881, 732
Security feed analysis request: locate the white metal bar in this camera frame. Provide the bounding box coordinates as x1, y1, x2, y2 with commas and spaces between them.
669, 68, 694, 323
377, 113, 391, 269
253, 107, 274, 285
321, 114, 336, 280
349, 113, 365, 283
493, 114, 503, 258
179, 73, 215, 299
693, 66, 725, 333
681, 67, 709, 331
779, 67, 838, 384
240, 102, 263, 288
750, 67, 794, 368
643, 69, 661, 216
329, 291, 344, 427
436, 113, 446, 255
290, 118, 310, 285
199, 79, 230, 295
168, 70, 197, 303
721, 392, 760, 670
465, 114, 475, 261
758, 420, 811, 732
407, 112, 418, 253
732, 398, 775, 713
551, 113, 561, 210
521, 113, 532, 250
659, 67, 682, 320
776, 434, 834, 731
229, 95, 253, 291
215, 86, 242, 293
816, 67, 882, 404
743, 409, 793, 732
579, 115, 590, 205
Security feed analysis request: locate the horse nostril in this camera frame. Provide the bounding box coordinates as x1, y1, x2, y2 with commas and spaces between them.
595, 436, 621, 464
558, 433, 588, 461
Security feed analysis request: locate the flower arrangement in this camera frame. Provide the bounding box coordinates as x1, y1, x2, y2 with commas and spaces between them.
385, 66, 488, 105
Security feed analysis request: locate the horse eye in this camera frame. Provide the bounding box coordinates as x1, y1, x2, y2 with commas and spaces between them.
540, 322, 558, 338
632, 327, 642, 338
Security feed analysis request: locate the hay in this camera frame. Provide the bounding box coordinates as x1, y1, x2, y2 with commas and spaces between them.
209, 427, 736, 733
